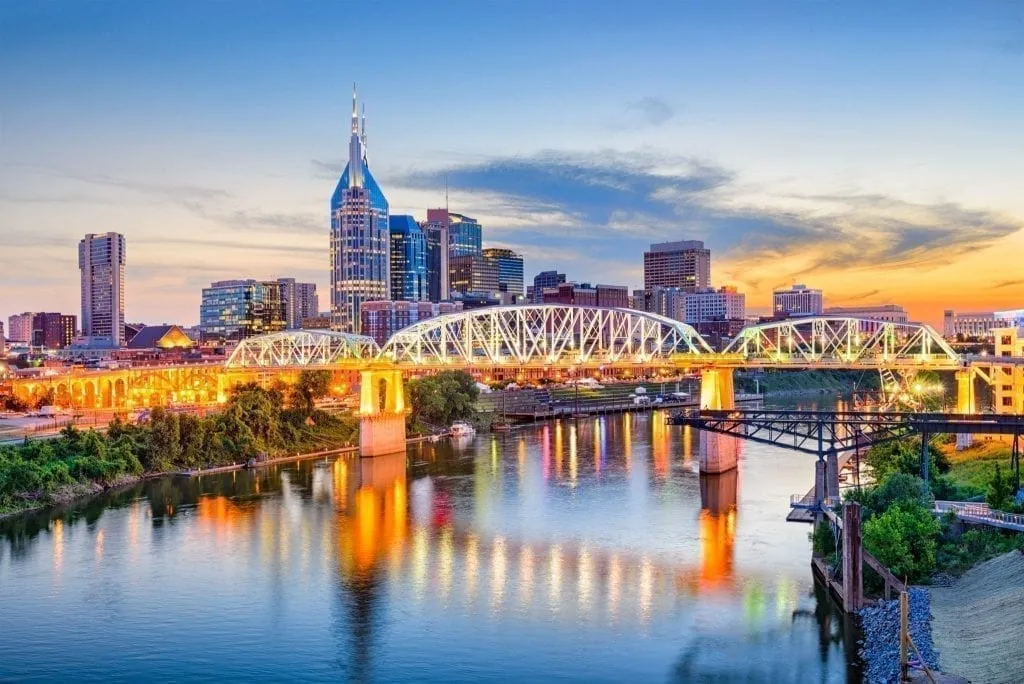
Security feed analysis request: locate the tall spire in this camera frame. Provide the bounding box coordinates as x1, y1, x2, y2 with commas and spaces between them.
351, 83, 359, 135
360, 103, 367, 158
348, 83, 364, 188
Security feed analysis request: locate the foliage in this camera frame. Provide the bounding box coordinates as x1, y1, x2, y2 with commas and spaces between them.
936, 528, 1024, 576
810, 521, 837, 558
406, 371, 479, 429
0, 383, 360, 514
986, 463, 1015, 511
862, 500, 941, 583
868, 473, 927, 515
865, 438, 948, 484
290, 370, 334, 413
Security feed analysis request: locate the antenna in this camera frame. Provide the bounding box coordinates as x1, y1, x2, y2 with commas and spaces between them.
444, 173, 449, 215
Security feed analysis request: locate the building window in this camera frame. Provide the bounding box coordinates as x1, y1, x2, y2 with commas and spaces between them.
1003, 397, 1014, 407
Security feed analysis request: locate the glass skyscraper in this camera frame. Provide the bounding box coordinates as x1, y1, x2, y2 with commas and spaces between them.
389, 215, 428, 301
199, 279, 287, 342
482, 248, 525, 299
448, 213, 482, 257
330, 87, 390, 333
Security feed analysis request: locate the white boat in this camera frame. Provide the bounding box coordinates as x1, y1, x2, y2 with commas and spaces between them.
449, 421, 476, 437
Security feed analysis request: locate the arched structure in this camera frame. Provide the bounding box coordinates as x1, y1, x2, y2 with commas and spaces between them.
225, 330, 380, 369
724, 317, 960, 368
379, 305, 712, 367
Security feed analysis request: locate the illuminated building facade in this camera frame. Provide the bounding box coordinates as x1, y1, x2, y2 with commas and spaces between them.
481, 248, 525, 300
79, 232, 126, 347
772, 284, 823, 317
643, 240, 710, 293
199, 279, 287, 342
330, 87, 390, 333
389, 215, 428, 302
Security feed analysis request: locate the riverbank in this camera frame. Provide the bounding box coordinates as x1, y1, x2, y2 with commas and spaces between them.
931, 550, 1024, 683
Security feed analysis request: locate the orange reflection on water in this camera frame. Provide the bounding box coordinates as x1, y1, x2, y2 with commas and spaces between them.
698, 469, 739, 591
651, 414, 669, 478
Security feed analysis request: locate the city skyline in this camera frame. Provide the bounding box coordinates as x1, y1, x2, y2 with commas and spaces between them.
2, 1, 1023, 327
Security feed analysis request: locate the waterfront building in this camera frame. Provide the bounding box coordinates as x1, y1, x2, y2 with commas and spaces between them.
532, 271, 566, 303
684, 287, 746, 325
773, 284, 823, 317
360, 300, 463, 346
7, 313, 34, 344
942, 310, 1024, 339
389, 215, 429, 302
277, 279, 319, 329
79, 232, 126, 347
993, 327, 1024, 413
330, 87, 390, 333
30, 313, 77, 349
482, 248, 525, 299
823, 304, 908, 323
643, 240, 710, 293
199, 279, 287, 341
450, 254, 500, 297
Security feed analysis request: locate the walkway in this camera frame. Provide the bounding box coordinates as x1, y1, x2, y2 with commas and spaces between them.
934, 501, 1024, 533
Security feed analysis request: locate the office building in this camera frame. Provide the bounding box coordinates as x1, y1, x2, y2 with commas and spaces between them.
330, 87, 390, 333
448, 212, 483, 257
482, 248, 525, 299
532, 271, 566, 303
646, 287, 688, 322
824, 304, 908, 323
993, 327, 1024, 413
277, 278, 319, 329
424, 209, 450, 302
450, 255, 500, 296
79, 232, 126, 346
773, 284, 823, 317
684, 287, 746, 325
389, 215, 429, 302
31, 313, 77, 349
643, 240, 710, 293
360, 300, 462, 346
199, 279, 287, 341
542, 282, 597, 307
7, 313, 34, 344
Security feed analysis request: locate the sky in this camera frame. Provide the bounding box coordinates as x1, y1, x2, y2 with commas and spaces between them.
1, 0, 1023, 328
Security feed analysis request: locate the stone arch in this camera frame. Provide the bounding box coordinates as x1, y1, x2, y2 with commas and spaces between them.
359, 369, 405, 416
83, 381, 97, 409
113, 379, 126, 408
71, 382, 84, 407
55, 383, 72, 409
101, 379, 113, 409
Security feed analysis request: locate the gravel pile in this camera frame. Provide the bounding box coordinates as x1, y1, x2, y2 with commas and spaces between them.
858, 587, 940, 683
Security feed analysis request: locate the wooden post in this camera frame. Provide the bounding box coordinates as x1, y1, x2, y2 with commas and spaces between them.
899, 591, 909, 682
842, 502, 862, 613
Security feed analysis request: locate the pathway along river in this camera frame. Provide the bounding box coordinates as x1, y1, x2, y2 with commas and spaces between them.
0, 408, 861, 682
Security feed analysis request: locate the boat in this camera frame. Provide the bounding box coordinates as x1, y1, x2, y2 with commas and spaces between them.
492, 420, 512, 432
450, 421, 476, 437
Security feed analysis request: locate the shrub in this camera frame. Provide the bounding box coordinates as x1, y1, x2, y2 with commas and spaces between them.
862, 500, 941, 582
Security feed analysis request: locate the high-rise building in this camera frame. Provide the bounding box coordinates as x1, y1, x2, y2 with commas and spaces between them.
425, 209, 450, 302
330, 87, 390, 333
31, 313, 77, 348
79, 232, 126, 346
199, 279, 287, 341
643, 240, 710, 293
532, 271, 566, 303
360, 300, 463, 346
450, 255, 500, 296
823, 304, 908, 323
773, 284, 823, 317
277, 278, 319, 329
482, 248, 525, 299
389, 215, 428, 302
448, 212, 482, 257
684, 286, 746, 324
7, 313, 34, 343
647, 287, 688, 321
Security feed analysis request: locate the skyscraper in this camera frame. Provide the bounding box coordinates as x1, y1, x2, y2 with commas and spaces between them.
79, 232, 126, 346
277, 278, 319, 329
448, 212, 482, 257
531, 271, 566, 303
450, 255, 500, 296
772, 284, 823, 317
643, 240, 710, 293
389, 215, 428, 301
425, 208, 450, 302
199, 279, 287, 341
330, 86, 390, 333
481, 247, 524, 300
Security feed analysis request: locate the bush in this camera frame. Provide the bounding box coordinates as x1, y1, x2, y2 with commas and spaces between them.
862, 500, 941, 583
986, 463, 1015, 511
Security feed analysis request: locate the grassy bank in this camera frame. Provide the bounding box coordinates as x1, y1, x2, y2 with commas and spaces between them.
737, 369, 879, 394
0, 380, 359, 516
936, 439, 1011, 497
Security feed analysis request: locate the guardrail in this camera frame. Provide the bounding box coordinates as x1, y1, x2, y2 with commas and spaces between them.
934, 500, 1024, 530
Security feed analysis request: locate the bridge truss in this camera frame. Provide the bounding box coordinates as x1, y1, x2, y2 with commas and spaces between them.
225, 330, 380, 368
722, 317, 959, 368
379, 305, 712, 367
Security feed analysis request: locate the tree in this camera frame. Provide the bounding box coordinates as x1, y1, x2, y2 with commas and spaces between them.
291, 370, 334, 414
865, 437, 948, 484
407, 371, 479, 428
862, 500, 941, 582
869, 473, 926, 516
987, 463, 1014, 511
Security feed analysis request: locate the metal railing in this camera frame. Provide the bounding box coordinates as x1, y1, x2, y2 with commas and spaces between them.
935, 500, 1024, 530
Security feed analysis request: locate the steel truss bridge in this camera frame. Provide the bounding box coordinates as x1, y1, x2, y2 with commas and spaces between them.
7, 305, 1004, 409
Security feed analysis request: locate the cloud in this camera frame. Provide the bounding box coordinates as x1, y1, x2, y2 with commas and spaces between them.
391, 150, 1022, 287
993, 279, 1024, 290
220, 210, 323, 235
627, 97, 674, 127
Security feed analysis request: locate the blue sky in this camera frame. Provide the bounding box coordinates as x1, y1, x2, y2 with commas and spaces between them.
2, 0, 1023, 326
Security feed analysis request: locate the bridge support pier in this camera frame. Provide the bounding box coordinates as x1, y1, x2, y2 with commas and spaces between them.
699, 369, 735, 411
826, 449, 840, 502
814, 458, 827, 509
955, 369, 975, 450
358, 369, 408, 457
699, 432, 739, 473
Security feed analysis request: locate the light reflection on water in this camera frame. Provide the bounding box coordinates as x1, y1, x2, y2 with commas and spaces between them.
0, 410, 860, 682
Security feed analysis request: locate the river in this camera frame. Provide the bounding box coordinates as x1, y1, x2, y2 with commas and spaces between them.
0, 409, 860, 682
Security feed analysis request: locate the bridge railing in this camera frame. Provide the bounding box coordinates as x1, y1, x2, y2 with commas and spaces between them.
934, 500, 1024, 528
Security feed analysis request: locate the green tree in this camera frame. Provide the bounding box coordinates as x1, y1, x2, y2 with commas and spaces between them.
407, 371, 479, 428
862, 500, 941, 582
869, 473, 927, 515
866, 437, 948, 484
986, 463, 1014, 511
291, 370, 334, 414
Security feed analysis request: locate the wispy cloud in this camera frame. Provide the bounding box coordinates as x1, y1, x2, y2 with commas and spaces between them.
627, 97, 674, 127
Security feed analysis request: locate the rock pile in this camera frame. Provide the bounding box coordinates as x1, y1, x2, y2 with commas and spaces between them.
858, 587, 939, 683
